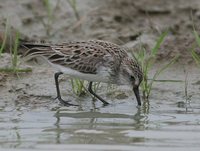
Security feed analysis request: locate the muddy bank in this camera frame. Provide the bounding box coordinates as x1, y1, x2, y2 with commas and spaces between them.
0, 52, 199, 111
0, 0, 200, 109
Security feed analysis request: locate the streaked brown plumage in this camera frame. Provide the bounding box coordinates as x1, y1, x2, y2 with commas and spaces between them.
20, 40, 143, 106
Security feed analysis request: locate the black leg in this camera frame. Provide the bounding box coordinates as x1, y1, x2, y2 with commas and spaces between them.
54, 72, 77, 106
88, 82, 109, 105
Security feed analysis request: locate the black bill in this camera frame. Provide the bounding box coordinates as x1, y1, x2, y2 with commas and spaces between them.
133, 86, 141, 106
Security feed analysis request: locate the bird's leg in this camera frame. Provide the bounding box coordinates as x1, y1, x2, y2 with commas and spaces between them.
54, 72, 77, 106
88, 82, 109, 105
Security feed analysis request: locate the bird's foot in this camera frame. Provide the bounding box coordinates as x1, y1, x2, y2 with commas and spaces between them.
55, 96, 78, 106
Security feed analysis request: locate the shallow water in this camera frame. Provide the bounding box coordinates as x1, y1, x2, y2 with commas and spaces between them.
0, 98, 200, 151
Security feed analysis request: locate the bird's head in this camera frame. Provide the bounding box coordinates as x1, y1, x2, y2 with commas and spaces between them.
120, 57, 143, 106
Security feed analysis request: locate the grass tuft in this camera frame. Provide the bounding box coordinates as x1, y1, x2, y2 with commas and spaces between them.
0, 19, 32, 74
136, 30, 179, 101
70, 78, 86, 96
69, 78, 102, 98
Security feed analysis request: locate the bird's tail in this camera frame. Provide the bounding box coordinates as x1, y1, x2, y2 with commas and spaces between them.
19, 40, 53, 58
0, 27, 53, 59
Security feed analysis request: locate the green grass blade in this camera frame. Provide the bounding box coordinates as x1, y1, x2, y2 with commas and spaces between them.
70, 78, 86, 96
192, 28, 200, 66
0, 19, 9, 54
70, 79, 76, 94
137, 30, 171, 100
0, 67, 32, 73
191, 49, 200, 66
12, 31, 20, 68
147, 56, 179, 96
194, 30, 200, 48
151, 30, 168, 56
75, 79, 80, 94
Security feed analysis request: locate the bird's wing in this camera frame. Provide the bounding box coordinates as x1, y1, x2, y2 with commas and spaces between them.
22, 40, 123, 74
49, 41, 112, 74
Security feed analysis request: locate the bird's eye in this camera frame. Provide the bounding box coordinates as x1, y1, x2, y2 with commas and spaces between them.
130, 76, 135, 81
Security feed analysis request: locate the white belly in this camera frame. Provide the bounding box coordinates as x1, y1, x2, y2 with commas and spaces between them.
52, 63, 112, 83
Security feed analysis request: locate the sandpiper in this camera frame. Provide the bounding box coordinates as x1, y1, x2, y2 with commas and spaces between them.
20, 40, 143, 106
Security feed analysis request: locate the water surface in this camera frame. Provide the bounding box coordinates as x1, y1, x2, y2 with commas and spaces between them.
0, 98, 200, 151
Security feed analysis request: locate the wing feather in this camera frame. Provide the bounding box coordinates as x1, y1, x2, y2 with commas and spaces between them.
22, 40, 124, 74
